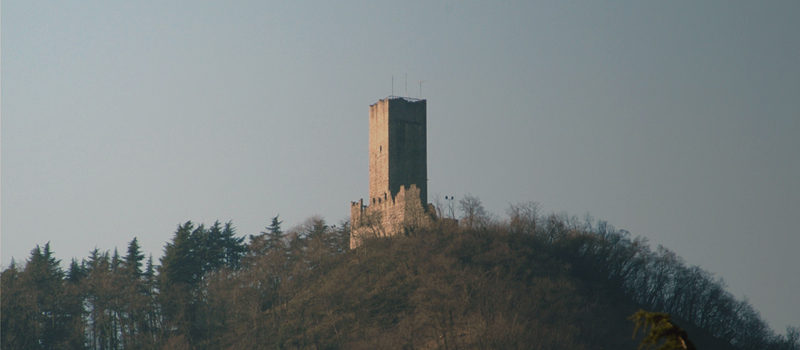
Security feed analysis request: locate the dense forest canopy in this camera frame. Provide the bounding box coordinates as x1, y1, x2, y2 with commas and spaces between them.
2, 197, 798, 350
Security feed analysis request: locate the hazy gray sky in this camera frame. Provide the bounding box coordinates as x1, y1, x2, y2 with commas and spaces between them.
3, 1, 798, 332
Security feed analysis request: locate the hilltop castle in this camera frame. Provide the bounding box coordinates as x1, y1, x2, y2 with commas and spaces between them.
350, 97, 435, 249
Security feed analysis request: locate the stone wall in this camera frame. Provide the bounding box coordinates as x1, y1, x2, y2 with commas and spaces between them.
350, 184, 431, 249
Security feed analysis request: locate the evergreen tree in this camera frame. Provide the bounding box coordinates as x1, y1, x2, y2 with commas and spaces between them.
204, 221, 246, 271
1, 259, 30, 349
125, 237, 146, 277
248, 215, 285, 257
66, 258, 87, 284
160, 221, 203, 287
141, 255, 160, 348
266, 215, 285, 251
111, 248, 122, 274
158, 220, 245, 346
158, 222, 201, 345
9, 243, 85, 349
117, 238, 152, 349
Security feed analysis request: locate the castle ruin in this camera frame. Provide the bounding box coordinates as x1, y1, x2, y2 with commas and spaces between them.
350, 97, 434, 249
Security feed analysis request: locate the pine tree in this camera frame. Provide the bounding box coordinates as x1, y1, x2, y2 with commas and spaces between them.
266, 215, 285, 251
160, 221, 203, 287
12, 243, 84, 349
158, 221, 210, 346
220, 221, 247, 270
247, 215, 285, 258
66, 258, 87, 284
125, 237, 146, 277
1, 259, 29, 349
202, 221, 246, 271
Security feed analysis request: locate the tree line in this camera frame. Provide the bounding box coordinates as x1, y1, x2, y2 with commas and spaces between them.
2, 197, 798, 349
501, 201, 799, 350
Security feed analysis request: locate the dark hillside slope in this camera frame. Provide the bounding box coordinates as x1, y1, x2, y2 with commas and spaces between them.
5, 213, 793, 349
206, 219, 776, 349
212, 229, 640, 349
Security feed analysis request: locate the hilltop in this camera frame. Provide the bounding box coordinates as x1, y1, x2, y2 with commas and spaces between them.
2, 204, 797, 349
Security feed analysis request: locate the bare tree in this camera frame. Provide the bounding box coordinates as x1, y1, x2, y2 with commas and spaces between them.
785, 326, 800, 350
459, 193, 490, 229
506, 201, 541, 235
432, 193, 445, 219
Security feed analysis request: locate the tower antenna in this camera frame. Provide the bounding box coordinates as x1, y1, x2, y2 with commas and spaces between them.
417, 80, 426, 98
405, 73, 408, 98
392, 76, 394, 97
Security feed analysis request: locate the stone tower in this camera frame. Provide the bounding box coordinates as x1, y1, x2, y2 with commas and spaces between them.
351, 97, 430, 249
369, 97, 427, 205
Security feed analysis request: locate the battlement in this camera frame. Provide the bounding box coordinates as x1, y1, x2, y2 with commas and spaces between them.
375, 95, 426, 103
350, 184, 431, 249
351, 183, 421, 214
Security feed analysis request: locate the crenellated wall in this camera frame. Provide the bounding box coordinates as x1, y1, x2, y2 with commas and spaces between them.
350, 184, 431, 249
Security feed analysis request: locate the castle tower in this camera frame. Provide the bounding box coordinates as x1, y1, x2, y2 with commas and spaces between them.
369, 97, 427, 206
350, 97, 429, 249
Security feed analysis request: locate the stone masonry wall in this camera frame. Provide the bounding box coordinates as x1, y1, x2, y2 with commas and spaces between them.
350, 184, 429, 249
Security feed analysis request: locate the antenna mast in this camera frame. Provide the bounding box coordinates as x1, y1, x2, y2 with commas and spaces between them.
417, 80, 426, 98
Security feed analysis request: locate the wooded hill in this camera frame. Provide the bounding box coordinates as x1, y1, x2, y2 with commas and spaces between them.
2, 201, 798, 349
